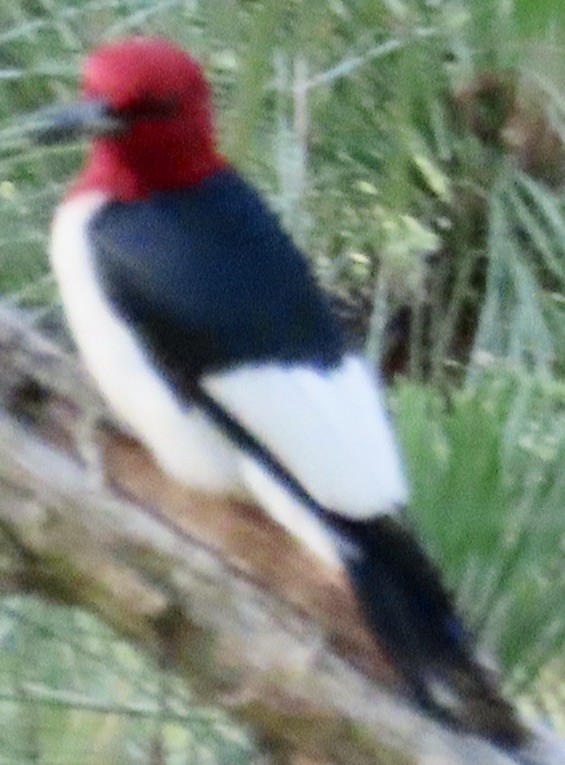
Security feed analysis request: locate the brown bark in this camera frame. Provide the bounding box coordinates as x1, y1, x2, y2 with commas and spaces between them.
0, 306, 561, 765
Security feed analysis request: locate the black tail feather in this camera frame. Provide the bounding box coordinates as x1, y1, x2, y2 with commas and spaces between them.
187, 389, 528, 752
333, 514, 528, 751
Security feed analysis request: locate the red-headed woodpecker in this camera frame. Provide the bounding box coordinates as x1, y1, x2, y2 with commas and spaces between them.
28, 37, 526, 750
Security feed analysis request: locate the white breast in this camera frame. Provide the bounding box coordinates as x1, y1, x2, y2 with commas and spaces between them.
51, 193, 242, 495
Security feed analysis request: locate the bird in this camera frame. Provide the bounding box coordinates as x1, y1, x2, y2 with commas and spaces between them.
28, 36, 527, 752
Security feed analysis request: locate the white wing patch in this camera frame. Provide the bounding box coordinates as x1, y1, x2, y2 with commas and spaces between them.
202, 357, 409, 519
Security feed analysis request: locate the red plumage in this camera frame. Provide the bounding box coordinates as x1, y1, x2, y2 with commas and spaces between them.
73, 37, 226, 200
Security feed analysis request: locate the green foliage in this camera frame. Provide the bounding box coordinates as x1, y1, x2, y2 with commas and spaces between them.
0, 0, 563, 759
394, 372, 565, 699
514, 0, 565, 38
470, 170, 565, 377
0, 599, 252, 764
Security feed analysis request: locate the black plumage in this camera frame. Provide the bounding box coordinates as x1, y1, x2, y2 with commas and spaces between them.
89, 167, 344, 386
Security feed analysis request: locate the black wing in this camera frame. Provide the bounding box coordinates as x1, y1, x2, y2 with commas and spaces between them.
89, 167, 344, 388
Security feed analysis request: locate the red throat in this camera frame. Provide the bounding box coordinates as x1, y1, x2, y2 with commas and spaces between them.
72, 134, 227, 202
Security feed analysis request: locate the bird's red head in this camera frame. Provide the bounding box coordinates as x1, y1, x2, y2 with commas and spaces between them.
73, 37, 226, 200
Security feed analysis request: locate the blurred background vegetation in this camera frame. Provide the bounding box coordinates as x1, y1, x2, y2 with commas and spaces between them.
0, 0, 563, 762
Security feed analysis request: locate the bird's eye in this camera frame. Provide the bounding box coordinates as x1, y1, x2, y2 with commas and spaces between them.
120, 94, 179, 122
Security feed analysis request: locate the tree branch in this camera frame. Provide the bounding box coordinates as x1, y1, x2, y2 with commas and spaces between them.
0, 306, 561, 765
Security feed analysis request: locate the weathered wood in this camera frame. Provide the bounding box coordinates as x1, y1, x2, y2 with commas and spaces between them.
0, 306, 561, 765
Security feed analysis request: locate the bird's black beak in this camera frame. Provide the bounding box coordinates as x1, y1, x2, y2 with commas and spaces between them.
24, 99, 127, 145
